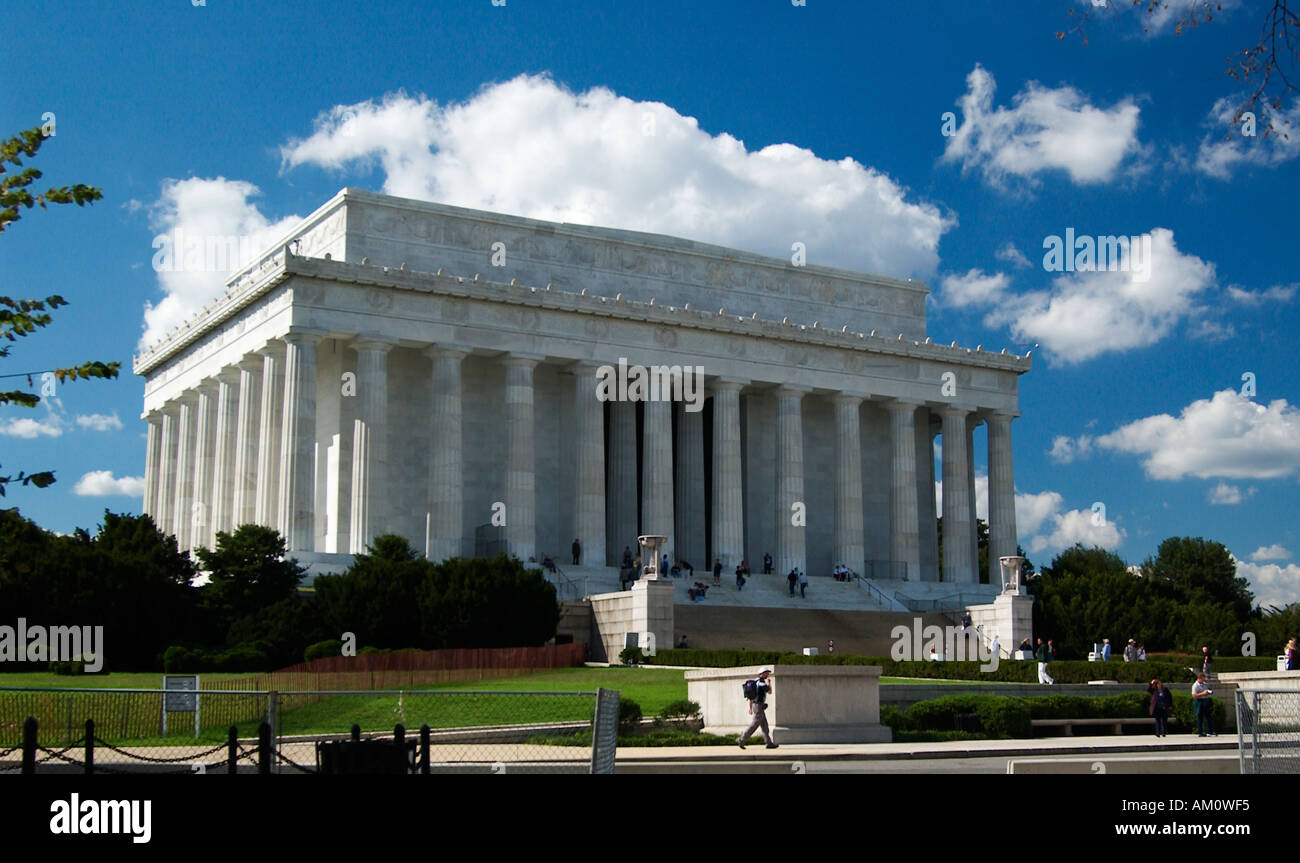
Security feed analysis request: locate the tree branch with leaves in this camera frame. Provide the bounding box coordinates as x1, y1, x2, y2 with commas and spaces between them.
0, 124, 116, 496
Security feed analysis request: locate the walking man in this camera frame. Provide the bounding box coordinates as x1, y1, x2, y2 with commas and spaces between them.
571, 538, 581, 566
1035, 637, 1055, 685
798, 568, 808, 598
713, 558, 722, 587
738, 669, 778, 749
787, 568, 798, 596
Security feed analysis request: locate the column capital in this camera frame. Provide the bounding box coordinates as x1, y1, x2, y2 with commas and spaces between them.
174, 390, 198, 407
937, 404, 974, 419
193, 378, 217, 396
215, 367, 241, 386
884, 396, 923, 410
144, 409, 163, 423
988, 409, 1020, 422
237, 353, 265, 373
351, 334, 397, 353
501, 353, 543, 369
282, 327, 328, 346
708, 378, 746, 395
833, 392, 865, 407
257, 339, 287, 359
423, 344, 471, 362
773, 384, 811, 399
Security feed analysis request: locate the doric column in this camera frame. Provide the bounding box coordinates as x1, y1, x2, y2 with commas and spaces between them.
230, 354, 263, 530
887, 400, 921, 580
189, 383, 216, 551
641, 398, 675, 563
155, 406, 177, 537
940, 405, 976, 583
278, 329, 323, 553
967, 414, 980, 580
209, 369, 240, 544
426, 346, 468, 561
349, 337, 393, 553
987, 411, 1019, 585
171, 396, 195, 552
833, 394, 865, 574
255, 341, 285, 530
142, 412, 161, 520
710, 379, 745, 570
572, 362, 606, 567
607, 400, 638, 564
503, 355, 540, 563
674, 400, 705, 570
917, 415, 939, 581
773, 385, 808, 577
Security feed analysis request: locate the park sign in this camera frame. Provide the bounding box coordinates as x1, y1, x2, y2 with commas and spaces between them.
162, 675, 200, 738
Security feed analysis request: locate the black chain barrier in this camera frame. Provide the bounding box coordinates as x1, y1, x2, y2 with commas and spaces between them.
274, 747, 319, 774
91, 737, 228, 764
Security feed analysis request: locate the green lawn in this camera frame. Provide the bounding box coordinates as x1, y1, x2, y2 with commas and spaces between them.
0, 672, 258, 689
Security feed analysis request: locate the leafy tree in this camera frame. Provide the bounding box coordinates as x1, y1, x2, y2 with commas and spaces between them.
0, 125, 115, 495
196, 524, 306, 624
1142, 536, 1253, 621
313, 534, 432, 650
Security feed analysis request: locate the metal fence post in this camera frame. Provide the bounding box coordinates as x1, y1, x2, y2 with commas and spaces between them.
22, 717, 37, 775
84, 719, 94, 776
227, 725, 238, 775
1251, 690, 1260, 774
420, 724, 430, 775
258, 722, 271, 774
351, 723, 361, 743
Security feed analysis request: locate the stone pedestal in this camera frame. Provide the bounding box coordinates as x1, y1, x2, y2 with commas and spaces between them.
687, 664, 892, 743
588, 579, 675, 662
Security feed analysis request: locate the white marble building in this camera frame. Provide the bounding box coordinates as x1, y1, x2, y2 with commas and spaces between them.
135, 188, 1030, 583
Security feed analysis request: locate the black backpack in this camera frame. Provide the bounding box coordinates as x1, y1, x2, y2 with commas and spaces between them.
742, 679, 759, 700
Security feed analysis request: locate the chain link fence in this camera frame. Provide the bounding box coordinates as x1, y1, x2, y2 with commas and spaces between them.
0, 687, 617, 775
1236, 689, 1300, 774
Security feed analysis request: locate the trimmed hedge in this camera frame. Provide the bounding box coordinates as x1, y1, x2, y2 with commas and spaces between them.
162, 642, 271, 673
304, 639, 343, 662
643, 648, 1204, 684
884, 691, 1228, 739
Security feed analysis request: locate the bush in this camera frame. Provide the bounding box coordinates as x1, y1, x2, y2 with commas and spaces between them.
618, 646, 644, 666
658, 699, 701, 720
903, 695, 1033, 739
162, 642, 271, 673
48, 657, 109, 675
618, 698, 643, 730
304, 639, 343, 662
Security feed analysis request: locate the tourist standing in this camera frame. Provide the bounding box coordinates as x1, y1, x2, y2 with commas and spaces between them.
1035, 637, 1055, 685
1192, 673, 1216, 736
798, 568, 808, 598
1286, 638, 1296, 671
763, 552, 773, 574
787, 568, 798, 596
1201, 646, 1214, 678
1101, 638, 1112, 662
572, 538, 582, 566
738, 669, 778, 749
1148, 679, 1173, 737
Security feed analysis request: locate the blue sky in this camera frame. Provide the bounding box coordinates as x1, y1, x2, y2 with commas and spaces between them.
3, 0, 1298, 605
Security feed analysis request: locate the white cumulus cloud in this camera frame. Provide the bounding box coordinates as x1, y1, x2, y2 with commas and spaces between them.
0, 416, 63, 438
1196, 97, 1300, 179
279, 76, 953, 278
75, 413, 123, 432
72, 471, 146, 497
140, 177, 302, 351
939, 269, 1009, 309
941, 64, 1143, 187
1207, 482, 1255, 505
1096, 389, 1300, 480
1236, 558, 1300, 610
1251, 545, 1292, 562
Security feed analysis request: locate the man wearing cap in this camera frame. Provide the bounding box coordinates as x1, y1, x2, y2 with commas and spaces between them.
1124, 639, 1139, 663
738, 669, 779, 749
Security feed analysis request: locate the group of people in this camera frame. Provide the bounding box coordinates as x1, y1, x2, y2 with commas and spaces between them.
831, 564, 855, 582
687, 582, 709, 601
786, 567, 808, 597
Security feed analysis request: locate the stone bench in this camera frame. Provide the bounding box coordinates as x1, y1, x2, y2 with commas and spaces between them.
1032, 717, 1169, 736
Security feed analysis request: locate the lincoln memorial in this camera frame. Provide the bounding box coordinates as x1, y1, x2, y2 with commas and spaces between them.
135, 188, 1030, 587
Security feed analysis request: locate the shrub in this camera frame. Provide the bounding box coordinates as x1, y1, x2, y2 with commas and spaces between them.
900, 695, 1033, 739
618, 646, 644, 666
658, 699, 701, 720
619, 698, 643, 729
304, 639, 343, 662
162, 642, 271, 673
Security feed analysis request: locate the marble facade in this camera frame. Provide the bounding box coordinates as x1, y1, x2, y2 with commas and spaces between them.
135, 188, 1030, 582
